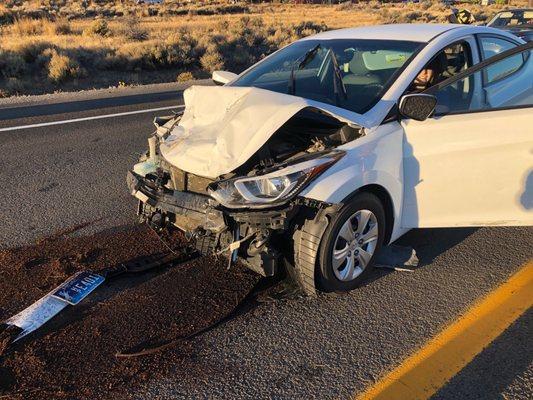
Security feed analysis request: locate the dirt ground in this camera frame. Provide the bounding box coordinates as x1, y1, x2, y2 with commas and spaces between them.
0, 223, 262, 399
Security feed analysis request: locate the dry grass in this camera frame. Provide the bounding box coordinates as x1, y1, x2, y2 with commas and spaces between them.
176, 71, 195, 82
47, 49, 84, 83
0, 0, 528, 97
8, 17, 73, 36
83, 19, 111, 37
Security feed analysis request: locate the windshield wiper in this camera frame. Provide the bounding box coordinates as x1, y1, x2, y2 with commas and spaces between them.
288, 44, 321, 95
298, 44, 321, 69
329, 50, 348, 105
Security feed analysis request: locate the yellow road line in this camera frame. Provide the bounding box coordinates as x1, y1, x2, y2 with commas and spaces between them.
356, 261, 533, 400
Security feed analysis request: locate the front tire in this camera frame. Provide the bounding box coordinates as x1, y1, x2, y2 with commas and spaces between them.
316, 192, 385, 292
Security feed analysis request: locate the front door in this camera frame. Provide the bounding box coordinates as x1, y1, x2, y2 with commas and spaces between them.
401, 42, 533, 228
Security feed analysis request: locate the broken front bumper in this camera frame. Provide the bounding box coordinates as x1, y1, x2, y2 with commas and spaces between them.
126, 170, 302, 277
126, 170, 225, 232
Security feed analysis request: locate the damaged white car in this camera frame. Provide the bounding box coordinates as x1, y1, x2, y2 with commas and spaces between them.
127, 24, 533, 294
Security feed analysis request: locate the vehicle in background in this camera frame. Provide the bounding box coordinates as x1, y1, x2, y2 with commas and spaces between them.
136, 0, 163, 5
486, 9, 533, 41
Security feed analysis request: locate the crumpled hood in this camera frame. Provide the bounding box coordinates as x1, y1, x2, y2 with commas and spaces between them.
160, 85, 370, 178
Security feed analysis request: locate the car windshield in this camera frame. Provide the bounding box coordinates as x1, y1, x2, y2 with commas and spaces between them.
232, 39, 424, 114
488, 10, 533, 27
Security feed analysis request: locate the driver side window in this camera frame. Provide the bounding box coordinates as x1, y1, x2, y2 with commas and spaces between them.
408, 41, 472, 94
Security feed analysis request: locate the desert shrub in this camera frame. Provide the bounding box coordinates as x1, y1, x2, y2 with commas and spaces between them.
0, 50, 27, 78
268, 27, 297, 49
419, 0, 432, 10
222, 4, 249, 14
4, 77, 25, 95
16, 8, 48, 20
367, 0, 382, 10
336, 1, 356, 12
176, 71, 194, 82
83, 19, 110, 37
44, 19, 72, 35
114, 42, 158, 70
430, 10, 450, 23
379, 9, 400, 23
164, 30, 201, 67
401, 11, 423, 23
211, 17, 272, 71
0, 5, 15, 26
139, 6, 159, 18
200, 46, 224, 73
114, 35, 201, 71
10, 18, 44, 36
164, 3, 249, 17
196, 4, 249, 16
202, 18, 329, 74
428, 2, 449, 14
125, 24, 149, 41
47, 50, 82, 82
117, 17, 148, 41
292, 21, 328, 37
11, 41, 51, 63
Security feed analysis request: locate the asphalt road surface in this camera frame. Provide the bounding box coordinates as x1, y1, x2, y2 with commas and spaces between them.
0, 86, 531, 399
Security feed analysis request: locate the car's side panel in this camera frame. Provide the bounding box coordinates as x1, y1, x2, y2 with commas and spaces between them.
401, 107, 533, 228
299, 122, 408, 242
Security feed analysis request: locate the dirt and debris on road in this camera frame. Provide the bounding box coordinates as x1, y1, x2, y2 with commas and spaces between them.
0, 224, 260, 399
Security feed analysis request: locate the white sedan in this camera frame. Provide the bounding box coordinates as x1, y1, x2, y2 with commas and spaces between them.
127, 24, 532, 294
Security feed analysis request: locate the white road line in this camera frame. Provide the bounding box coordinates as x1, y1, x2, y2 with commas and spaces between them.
0, 105, 185, 132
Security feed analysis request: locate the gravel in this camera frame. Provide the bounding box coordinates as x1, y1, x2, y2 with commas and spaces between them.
0, 224, 259, 399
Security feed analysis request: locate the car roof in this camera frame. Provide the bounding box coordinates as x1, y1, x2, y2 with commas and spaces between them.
302, 23, 524, 43
302, 24, 460, 43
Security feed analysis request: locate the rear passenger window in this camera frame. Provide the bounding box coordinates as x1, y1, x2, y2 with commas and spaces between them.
480, 37, 516, 58
485, 53, 524, 83
429, 46, 532, 115
479, 36, 524, 84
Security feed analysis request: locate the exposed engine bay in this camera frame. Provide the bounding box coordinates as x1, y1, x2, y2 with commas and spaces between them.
233, 108, 361, 176
127, 85, 365, 289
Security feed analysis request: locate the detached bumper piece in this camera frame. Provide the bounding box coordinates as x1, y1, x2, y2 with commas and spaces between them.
2, 271, 105, 344
0, 251, 198, 352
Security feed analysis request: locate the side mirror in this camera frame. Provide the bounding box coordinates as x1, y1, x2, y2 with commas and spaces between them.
212, 70, 238, 86
398, 93, 437, 121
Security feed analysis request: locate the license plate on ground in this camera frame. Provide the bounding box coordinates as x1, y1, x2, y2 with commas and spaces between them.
51, 271, 105, 305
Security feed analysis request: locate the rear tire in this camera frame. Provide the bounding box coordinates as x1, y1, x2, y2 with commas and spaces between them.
316, 192, 385, 292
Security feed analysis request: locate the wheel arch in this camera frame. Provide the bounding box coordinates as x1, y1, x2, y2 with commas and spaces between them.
289, 184, 397, 295
341, 184, 395, 246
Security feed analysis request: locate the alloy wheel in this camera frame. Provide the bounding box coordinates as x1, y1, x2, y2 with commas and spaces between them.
331, 209, 379, 281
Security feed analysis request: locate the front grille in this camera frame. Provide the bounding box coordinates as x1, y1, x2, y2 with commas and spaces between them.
169, 166, 213, 195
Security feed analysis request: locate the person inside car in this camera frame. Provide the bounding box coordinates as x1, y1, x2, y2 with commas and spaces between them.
409, 52, 448, 93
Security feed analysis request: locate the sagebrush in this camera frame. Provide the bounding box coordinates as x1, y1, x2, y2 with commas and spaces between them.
0, 0, 521, 97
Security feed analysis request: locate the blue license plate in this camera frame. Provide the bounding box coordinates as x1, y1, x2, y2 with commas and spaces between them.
51, 271, 105, 305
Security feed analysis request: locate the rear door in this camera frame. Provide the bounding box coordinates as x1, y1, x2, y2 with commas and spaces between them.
401, 42, 533, 228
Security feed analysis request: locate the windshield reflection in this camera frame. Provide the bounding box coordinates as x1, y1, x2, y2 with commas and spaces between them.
233, 39, 424, 114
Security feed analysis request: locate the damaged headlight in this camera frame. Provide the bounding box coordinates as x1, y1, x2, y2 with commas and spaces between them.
209, 151, 344, 208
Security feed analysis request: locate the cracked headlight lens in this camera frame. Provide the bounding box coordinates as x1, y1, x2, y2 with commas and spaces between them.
208, 151, 344, 209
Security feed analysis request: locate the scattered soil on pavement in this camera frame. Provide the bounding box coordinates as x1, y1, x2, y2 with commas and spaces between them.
0, 224, 260, 399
